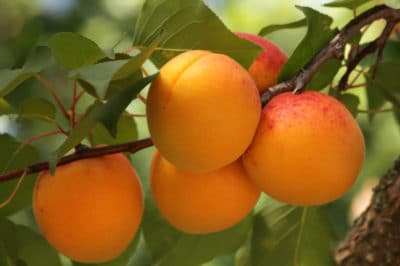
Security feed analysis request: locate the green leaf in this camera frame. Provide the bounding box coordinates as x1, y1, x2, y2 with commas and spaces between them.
384, 0, 400, 8
251, 202, 337, 266
0, 70, 33, 97
73, 233, 140, 266
92, 114, 138, 145
49, 32, 106, 70
360, 40, 400, 67
279, 6, 341, 91
71, 60, 128, 99
133, 0, 261, 68
0, 218, 62, 266
19, 98, 56, 123
0, 98, 15, 115
338, 93, 360, 117
51, 75, 156, 171
0, 46, 54, 97
113, 34, 161, 80
0, 134, 41, 217
99, 74, 157, 137
23, 46, 54, 72
51, 101, 103, 169
15, 225, 62, 266
71, 38, 159, 99
324, 0, 372, 9
365, 60, 400, 122
143, 194, 251, 266
259, 18, 307, 36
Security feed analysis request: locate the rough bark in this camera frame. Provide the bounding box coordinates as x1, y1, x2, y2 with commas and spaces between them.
335, 157, 400, 265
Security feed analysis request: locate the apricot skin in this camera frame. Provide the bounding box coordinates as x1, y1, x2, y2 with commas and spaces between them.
150, 151, 260, 234
242, 91, 365, 206
33, 153, 143, 263
146, 50, 261, 173
236, 32, 287, 93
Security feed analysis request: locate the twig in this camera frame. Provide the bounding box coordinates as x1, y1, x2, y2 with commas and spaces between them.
261, 5, 400, 105
33, 73, 70, 121
0, 138, 153, 183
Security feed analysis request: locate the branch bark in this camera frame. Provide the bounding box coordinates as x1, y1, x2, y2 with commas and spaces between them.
0, 138, 153, 182
261, 5, 400, 105
335, 157, 400, 266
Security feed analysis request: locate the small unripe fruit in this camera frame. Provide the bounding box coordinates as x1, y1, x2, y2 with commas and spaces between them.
147, 50, 261, 173
242, 91, 365, 206
33, 153, 143, 263
150, 151, 260, 234
236, 32, 287, 93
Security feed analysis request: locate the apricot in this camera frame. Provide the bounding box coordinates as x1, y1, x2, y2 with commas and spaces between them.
242, 91, 365, 206
150, 150, 260, 234
146, 50, 261, 173
236, 32, 287, 93
33, 153, 143, 263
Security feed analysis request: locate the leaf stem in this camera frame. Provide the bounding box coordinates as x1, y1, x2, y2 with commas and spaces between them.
34, 73, 70, 121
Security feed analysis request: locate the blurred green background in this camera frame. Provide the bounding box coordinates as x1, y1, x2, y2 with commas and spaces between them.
0, 0, 399, 265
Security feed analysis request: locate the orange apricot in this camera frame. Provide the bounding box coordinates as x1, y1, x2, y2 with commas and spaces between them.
236, 32, 287, 93
242, 91, 365, 206
146, 50, 261, 173
33, 153, 143, 263
150, 150, 260, 234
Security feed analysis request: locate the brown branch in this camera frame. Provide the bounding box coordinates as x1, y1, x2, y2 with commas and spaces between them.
0, 138, 153, 183
261, 5, 400, 105
335, 157, 400, 266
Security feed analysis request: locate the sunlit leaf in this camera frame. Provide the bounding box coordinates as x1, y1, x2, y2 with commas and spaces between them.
143, 194, 251, 266
384, 0, 400, 8
19, 98, 57, 123
251, 202, 337, 266
0, 98, 15, 115
279, 6, 341, 91
259, 18, 307, 36
338, 93, 360, 117
0, 134, 41, 217
133, 0, 261, 68
49, 32, 106, 70
324, 0, 372, 9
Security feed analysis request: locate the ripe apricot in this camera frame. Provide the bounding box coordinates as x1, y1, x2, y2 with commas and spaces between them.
242, 91, 365, 206
33, 153, 143, 263
150, 150, 260, 234
236, 32, 287, 93
146, 50, 261, 173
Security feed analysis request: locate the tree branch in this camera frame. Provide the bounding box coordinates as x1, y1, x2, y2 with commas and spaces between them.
0, 138, 153, 182
261, 5, 400, 105
335, 157, 400, 266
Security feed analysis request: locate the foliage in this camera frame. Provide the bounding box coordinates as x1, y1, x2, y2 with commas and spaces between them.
0, 0, 399, 265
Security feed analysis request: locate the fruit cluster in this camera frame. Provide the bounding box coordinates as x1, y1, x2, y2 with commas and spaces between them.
32, 33, 365, 263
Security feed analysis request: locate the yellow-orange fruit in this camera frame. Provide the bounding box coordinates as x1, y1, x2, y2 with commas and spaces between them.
242, 91, 365, 206
147, 50, 261, 173
236, 32, 287, 93
150, 150, 260, 234
33, 153, 143, 263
